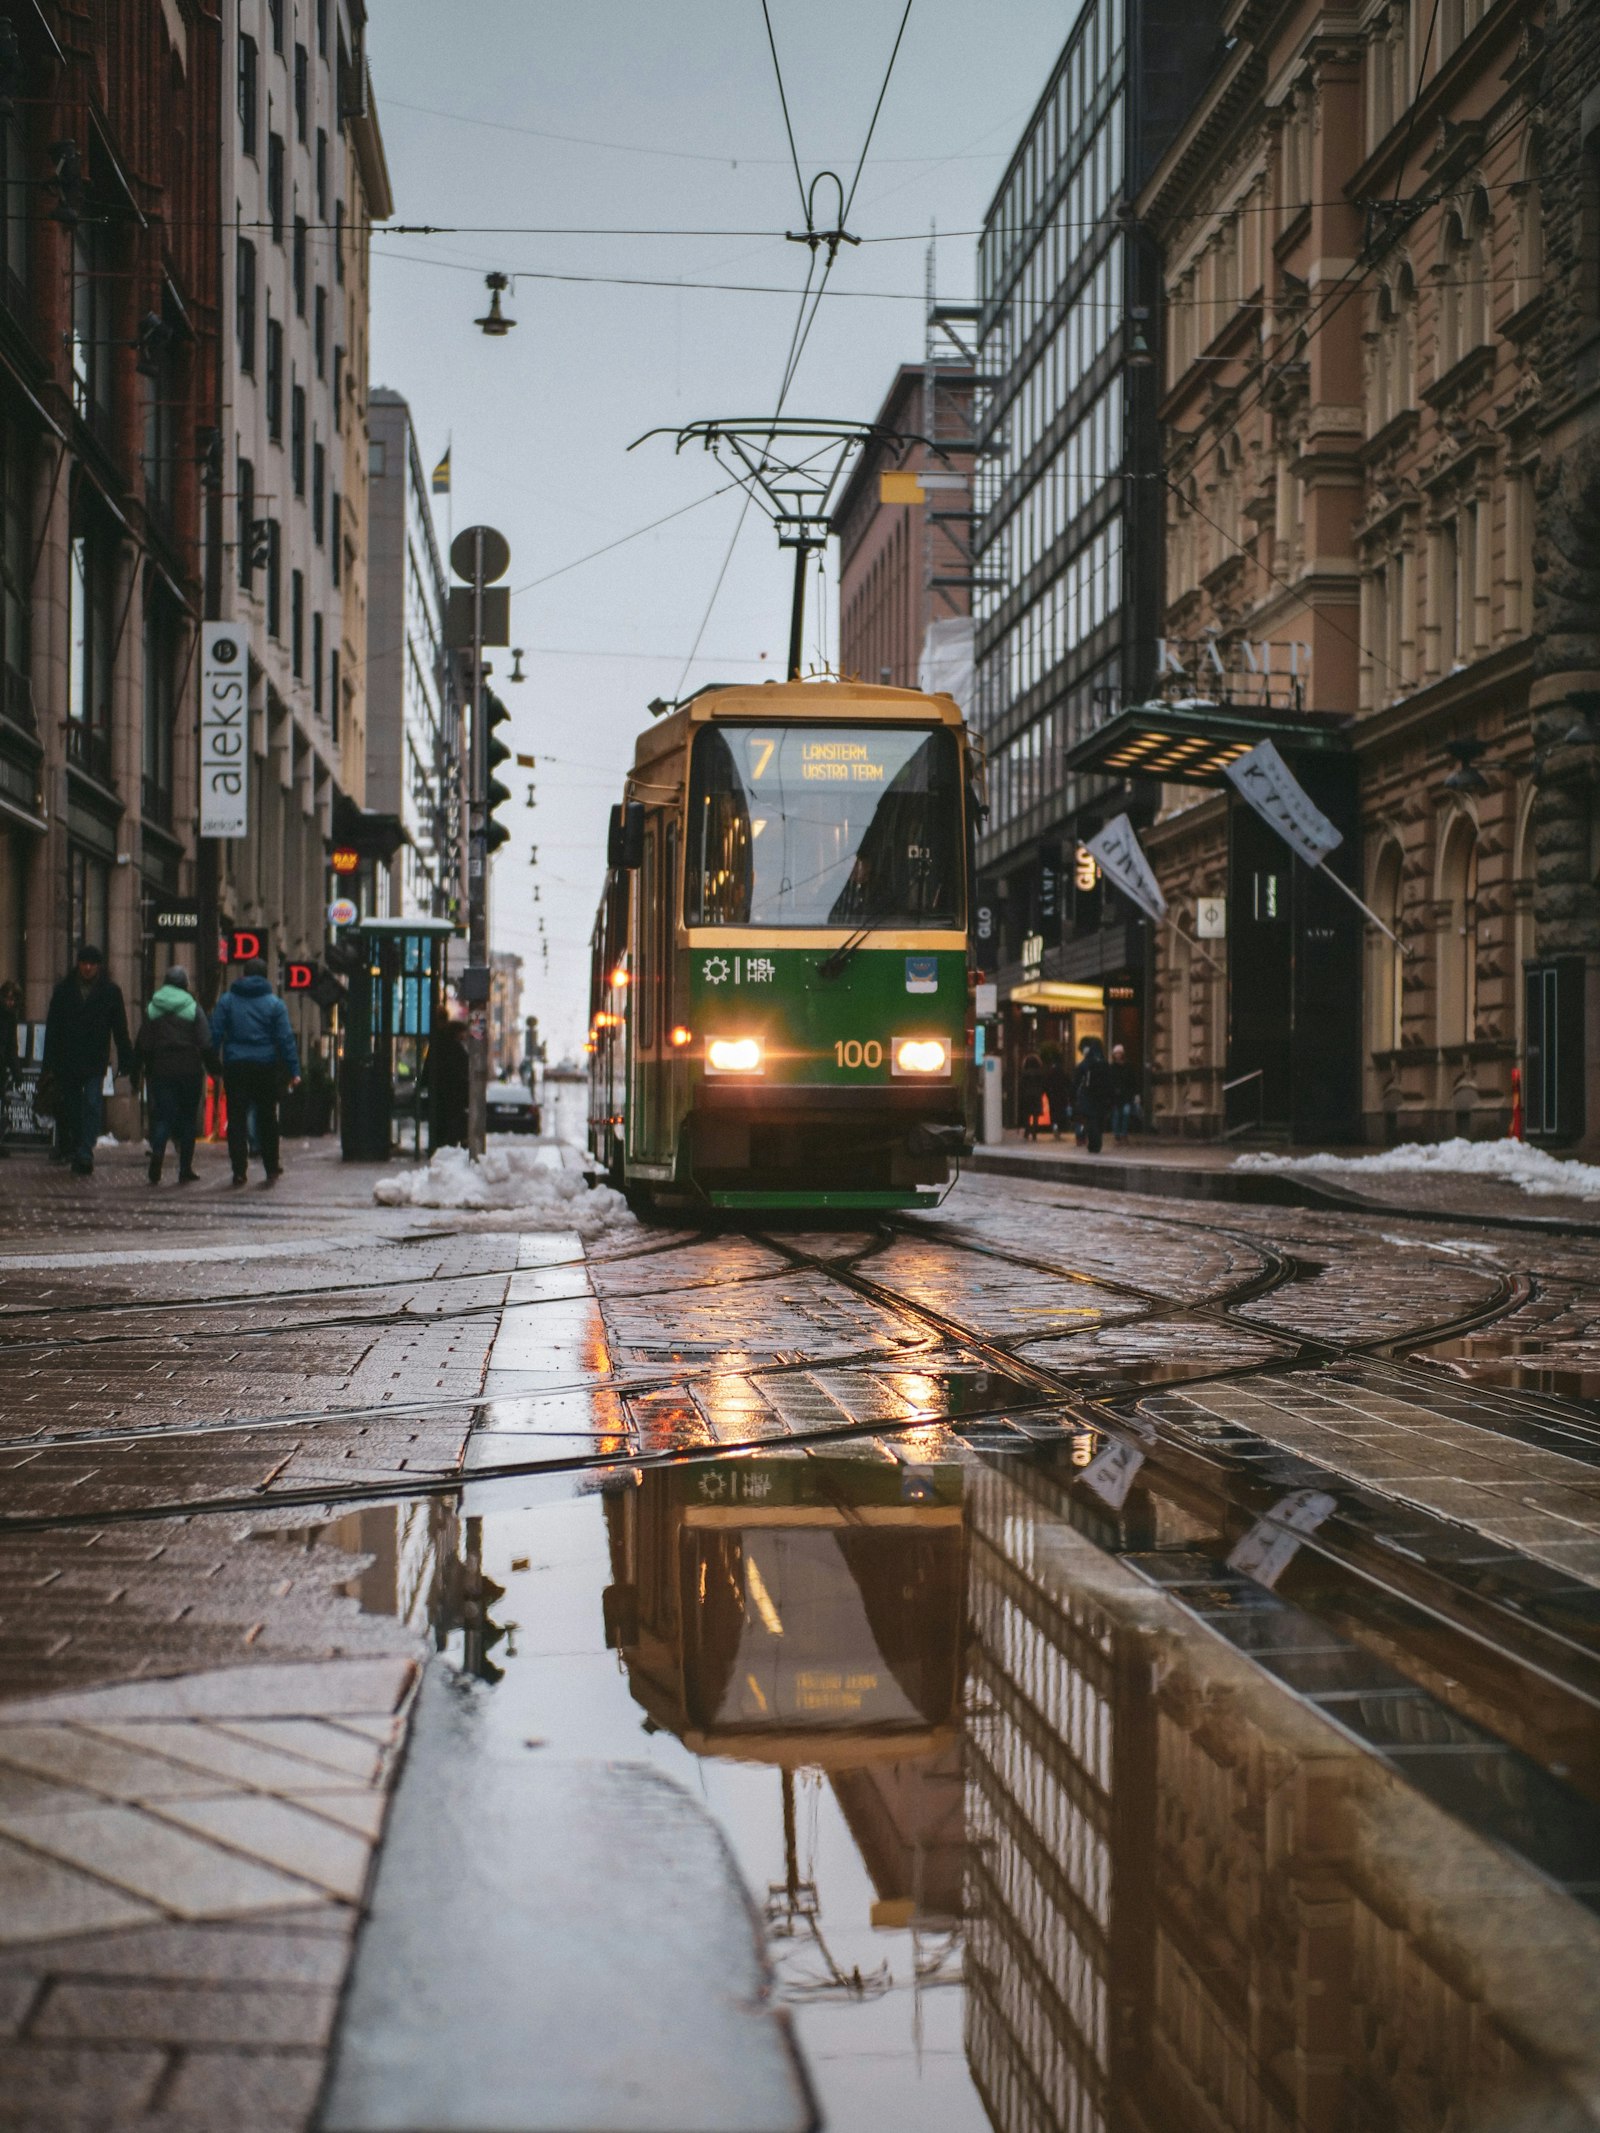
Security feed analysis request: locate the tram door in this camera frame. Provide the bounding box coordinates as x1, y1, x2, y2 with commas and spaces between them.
629, 819, 676, 1165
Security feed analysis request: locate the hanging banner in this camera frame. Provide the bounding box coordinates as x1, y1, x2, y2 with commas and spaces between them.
1084, 813, 1168, 925
1224, 739, 1341, 868
199, 624, 249, 838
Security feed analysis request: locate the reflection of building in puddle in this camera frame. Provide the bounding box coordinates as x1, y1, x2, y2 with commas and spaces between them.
964, 1460, 1580, 2133
602, 1456, 968, 1952
281, 1499, 509, 1679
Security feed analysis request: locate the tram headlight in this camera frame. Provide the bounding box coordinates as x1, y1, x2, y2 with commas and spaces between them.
706, 1035, 763, 1074
893, 1037, 950, 1076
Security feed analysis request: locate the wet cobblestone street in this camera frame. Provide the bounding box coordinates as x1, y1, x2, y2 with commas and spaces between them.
3, 1139, 1600, 2129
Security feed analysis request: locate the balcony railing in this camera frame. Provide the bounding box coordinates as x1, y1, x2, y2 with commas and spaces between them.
66, 719, 113, 787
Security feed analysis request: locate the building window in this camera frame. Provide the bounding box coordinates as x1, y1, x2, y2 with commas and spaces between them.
1370, 263, 1415, 434
238, 33, 259, 158
265, 315, 284, 440
268, 0, 284, 56
1368, 840, 1405, 1054
67, 520, 114, 786
1437, 189, 1490, 373
142, 587, 177, 829
1438, 817, 1481, 1047
330, 493, 341, 584
369, 439, 386, 476
312, 440, 325, 542
314, 284, 327, 376
316, 128, 328, 221
317, 0, 330, 58
141, 320, 175, 528
266, 518, 282, 638
332, 344, 344, 431
67, 845, 109, 960
267, 133, 285, 243
312, 611, 324, 718
293, 215, 307, 314
291, 382, 306, 494
0, 414, 30, 714
335, 199, 345, 285
330, 645, 340, 745
237, 455, 255, 590
236, 235, 257, 375
294, 43, 308, 142
291, 569, 304, 677
72, 224, 114, 435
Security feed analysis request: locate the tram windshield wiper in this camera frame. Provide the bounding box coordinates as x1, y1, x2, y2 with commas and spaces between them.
816, 926, 873, 981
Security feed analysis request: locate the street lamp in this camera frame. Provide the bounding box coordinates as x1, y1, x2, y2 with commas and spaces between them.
475, 272, 516, 337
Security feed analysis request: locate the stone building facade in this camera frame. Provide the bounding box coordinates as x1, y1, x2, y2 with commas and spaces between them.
216, 0, 385, 1063
0, 2, 220, 1129
1525, 0, 1600, 1144
1130, 0, 1544, 1143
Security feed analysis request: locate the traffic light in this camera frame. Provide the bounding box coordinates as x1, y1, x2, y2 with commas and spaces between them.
485, 690, 513, 855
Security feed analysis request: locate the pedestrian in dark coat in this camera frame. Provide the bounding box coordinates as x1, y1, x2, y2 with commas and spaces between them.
1018, 1051, 1046, 1141
43, 945, 134, 1174
136, 966, 213, 1185
1072, 1036, 1113, 1155
1041, 1045, 1073, 1142
425, 1014, 470, 1149
210, 958, 301, 1187
0, 978, 19, 1159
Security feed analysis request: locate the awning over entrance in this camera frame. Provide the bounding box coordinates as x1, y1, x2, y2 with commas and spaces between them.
1062, 700, 1350, 785
1009, 980, 1107, 1009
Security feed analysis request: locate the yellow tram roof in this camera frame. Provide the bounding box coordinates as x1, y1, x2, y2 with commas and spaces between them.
629, 679, 965, 780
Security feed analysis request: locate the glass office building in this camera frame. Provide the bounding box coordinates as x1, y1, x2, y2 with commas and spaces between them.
971, 0, 1224, 1091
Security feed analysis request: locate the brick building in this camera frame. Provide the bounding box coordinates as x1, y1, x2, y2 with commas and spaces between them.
1112, 0, 1544, 1142
0, 3, 221, 1085
833, 316, 977, 700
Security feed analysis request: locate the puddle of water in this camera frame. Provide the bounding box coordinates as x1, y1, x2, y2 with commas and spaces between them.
1425, 1334, 1600, 1404
329, 1452, 1600, 2131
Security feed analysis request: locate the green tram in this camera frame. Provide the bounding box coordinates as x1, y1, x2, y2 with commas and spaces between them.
588, 678, 978, 1212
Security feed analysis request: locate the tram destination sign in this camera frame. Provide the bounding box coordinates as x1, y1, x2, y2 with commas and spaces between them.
199, 624, 248, 838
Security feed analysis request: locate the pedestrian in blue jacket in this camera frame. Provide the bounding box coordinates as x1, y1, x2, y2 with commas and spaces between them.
210, 958, 301, 1187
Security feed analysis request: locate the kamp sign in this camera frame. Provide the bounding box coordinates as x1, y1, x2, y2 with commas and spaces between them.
199, 624, 248, 838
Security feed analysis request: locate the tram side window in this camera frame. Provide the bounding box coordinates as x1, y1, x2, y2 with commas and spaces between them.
685, 724, 963, 928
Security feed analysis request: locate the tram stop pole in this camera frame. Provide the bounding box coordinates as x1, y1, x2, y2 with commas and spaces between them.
448, 522, 511, 1162
467, 537, 488, 1158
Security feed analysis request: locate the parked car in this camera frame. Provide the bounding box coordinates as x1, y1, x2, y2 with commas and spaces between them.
487, 1078, 542, 1135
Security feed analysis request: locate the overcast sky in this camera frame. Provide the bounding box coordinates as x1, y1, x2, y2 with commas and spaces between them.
365, 0, 1070, 1059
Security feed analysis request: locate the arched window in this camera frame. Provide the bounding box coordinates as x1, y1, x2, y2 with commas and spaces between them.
1438, 814, 1482, 1046
1368, 841, 1405, 1054
1371, 264, 1415, 432
1438, 192, 1490, 373
1512, 153, 1543, 312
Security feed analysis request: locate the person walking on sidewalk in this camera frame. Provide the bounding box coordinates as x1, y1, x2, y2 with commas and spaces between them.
1109, 1043, 1137, 1145
1072, 1035, 1113, 1155
1018, 1051, 1046, 1141
136, 966, 213, 1185
43, 945, 134, 1175
0, 977, 19, 1159
211, 957, 300, 1187
1042, 1044, 1073, 1143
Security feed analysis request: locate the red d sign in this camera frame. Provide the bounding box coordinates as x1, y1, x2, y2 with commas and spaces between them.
231, 930, 263, 963
286, 962, 314, 991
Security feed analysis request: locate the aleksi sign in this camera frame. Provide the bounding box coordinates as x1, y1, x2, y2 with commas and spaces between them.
199, 624, 248, 838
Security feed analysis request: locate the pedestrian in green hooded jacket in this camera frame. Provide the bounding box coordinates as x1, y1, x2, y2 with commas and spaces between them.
136, 965, 213, 1184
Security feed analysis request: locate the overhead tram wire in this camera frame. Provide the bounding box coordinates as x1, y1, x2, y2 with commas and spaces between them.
673, 0, 919, 693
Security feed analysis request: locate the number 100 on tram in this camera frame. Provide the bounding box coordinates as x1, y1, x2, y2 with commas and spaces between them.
588, 678, 979, 1212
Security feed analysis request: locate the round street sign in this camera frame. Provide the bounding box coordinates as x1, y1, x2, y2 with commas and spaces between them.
328, 898, 359, 927
450, 524, 510, 586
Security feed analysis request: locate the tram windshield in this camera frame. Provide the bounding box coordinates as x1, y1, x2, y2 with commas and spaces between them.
685, 723, 964, 929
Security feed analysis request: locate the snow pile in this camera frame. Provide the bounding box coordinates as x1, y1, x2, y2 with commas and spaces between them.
373, 1143, 633, 1235
1235, 1136, 1600, 1200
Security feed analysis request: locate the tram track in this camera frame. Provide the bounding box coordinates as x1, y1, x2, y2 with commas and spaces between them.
748, 1223, 1600, 1796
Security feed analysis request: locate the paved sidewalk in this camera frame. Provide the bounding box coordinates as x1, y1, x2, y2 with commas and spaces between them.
0, 1140, 512, 2129
970, 1132, 1600, 1227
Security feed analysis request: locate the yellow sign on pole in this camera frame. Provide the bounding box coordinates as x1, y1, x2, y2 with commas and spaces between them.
879, 469, 925, 505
